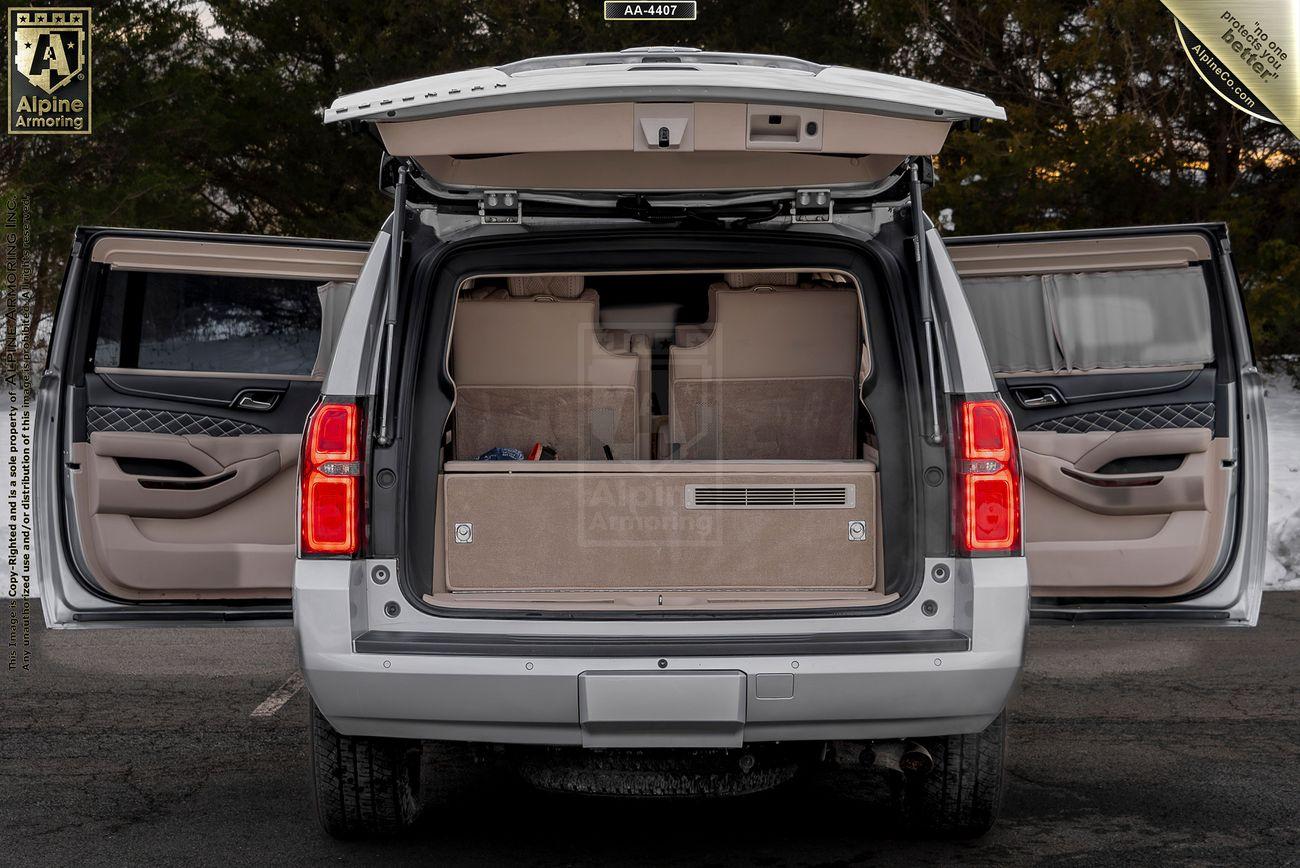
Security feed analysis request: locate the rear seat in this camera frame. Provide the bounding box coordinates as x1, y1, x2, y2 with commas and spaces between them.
451, 275, 651, 460
668, 272, 860, 460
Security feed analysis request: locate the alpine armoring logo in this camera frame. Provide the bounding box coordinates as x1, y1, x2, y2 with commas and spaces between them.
7, 7, 91, 135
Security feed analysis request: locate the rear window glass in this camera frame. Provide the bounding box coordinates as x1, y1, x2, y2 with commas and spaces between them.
93, 271, 324, 375
962, 266, 1214, 374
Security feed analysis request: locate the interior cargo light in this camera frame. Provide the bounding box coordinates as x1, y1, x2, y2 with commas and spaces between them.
301, 402, 362, 556
956, 399, 1020, 554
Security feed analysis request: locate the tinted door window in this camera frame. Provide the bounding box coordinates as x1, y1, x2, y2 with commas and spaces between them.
962, 266, 1213, 374
94, 270, 324, 375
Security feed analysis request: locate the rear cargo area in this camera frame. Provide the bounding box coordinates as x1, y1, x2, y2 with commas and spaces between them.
417, 268, 895, 612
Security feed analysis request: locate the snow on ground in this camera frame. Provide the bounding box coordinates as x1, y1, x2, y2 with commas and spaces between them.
5, 375, 1300, 597
1262, 373, 1300, 589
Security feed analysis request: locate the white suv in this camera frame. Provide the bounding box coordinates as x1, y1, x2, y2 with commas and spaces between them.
36, 49, 1268, 838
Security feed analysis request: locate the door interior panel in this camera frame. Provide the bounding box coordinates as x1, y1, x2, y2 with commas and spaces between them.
53, 232, 369, 606
1016, 387, 1230, 597
70, 370, 314, 599
85, 372, 321, 434
35, 229, 370, 622
948, 229, 1238, 600
997, 367, 1226, 593
1002, 368, 1229, 600
88, 431, 293, 518
1021, 428, 1211, 514
71, 380, 314, 600
1019, 434, 1230, 595
69, 435, 300, 600
998, 367, 1216, 433
1006, 367, 1202, 404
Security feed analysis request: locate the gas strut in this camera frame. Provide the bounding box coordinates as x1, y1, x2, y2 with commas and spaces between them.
377, 164, 407, 447
909, 158, 943, 445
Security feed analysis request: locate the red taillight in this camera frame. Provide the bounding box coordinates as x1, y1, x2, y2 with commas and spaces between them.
956, 399, 1020, 554
301, 402, 362, 556
308, 403, 358, 464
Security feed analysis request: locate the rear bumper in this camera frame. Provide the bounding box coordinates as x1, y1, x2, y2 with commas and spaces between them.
296, 558, 1028, 745
301, 645, 1020, 745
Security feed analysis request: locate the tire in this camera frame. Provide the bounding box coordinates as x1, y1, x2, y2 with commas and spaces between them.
308, 698, 423, 838
897, 710, 1007, 838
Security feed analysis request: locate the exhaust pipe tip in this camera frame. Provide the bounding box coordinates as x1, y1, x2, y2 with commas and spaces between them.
836, 739, 934, 776
899, 741, 934, 776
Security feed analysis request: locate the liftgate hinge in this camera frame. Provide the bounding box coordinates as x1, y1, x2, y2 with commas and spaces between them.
791, 189, 833, 224
479, 190, 521, 224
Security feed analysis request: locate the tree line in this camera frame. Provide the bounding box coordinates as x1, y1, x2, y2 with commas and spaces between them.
3, 0, 1297, 365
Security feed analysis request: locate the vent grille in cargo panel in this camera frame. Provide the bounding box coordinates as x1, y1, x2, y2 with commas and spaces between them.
685, 484, 855, 509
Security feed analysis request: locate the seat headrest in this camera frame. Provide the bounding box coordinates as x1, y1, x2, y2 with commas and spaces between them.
722, 271, 799, 288
507, 275, 585, 298
459, 284, 498, 300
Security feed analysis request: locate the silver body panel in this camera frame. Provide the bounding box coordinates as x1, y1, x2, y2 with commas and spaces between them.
297, 556, 1027, 743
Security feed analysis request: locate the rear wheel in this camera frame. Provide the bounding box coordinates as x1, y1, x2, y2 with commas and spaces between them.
897, 711, 1007, 838
308, 699, 423, 838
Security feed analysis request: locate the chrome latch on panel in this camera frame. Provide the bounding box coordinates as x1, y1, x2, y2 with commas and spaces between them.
479, 190, 521, 224
792, 188, 833, 224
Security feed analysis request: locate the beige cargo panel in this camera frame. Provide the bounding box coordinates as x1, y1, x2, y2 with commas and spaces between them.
378, 101, 943, 191
442, 469, 877, 593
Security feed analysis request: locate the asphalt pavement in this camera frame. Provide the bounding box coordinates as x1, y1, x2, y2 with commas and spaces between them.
3, 594, 1298, 866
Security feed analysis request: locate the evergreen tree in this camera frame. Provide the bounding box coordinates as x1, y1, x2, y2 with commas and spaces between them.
2, 0, 1296, 362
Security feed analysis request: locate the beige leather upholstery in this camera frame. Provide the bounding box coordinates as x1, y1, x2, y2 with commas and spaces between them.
674, 272, 801, 347
69, 433, 300, 600
721, 271, 798, 288
452, 278, 651, 460
1017, 430, 1231, 596
668, 278, 859, 459
504, 274, 585, 298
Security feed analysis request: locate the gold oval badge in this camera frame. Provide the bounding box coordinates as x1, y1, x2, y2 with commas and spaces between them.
1163, 1, 1296, 136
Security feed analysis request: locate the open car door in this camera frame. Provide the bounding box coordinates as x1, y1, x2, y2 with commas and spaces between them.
941, 224, 1266, 624
36, 228, 374, 626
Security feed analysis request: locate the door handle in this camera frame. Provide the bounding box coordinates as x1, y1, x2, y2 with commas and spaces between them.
1060, 466, 1163, 488
1020, 393, 1059, 408
1013, 386, 1064, 409
98, 451, 282, 518
232, 389, 282, 412
138, 469, 237, 490
1020, 448, 1204, 515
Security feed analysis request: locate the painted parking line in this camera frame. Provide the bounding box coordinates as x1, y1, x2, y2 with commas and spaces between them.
251, 672, 305, 718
